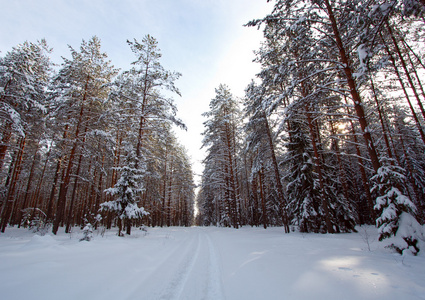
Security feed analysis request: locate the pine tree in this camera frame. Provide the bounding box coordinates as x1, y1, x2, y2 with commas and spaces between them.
0, 40, 51, 172
244, 82, 289, 231
371, 160, 423, 254
0, 40, 52, 232
112, 35, 184, 163
50, 36, 118, 235
101, 145, 148, 236
283, 117, 322, 232
201, 85, 241, 228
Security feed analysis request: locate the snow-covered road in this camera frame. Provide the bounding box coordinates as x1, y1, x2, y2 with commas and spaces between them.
137, 229, 225, 300
1, 226, 424, 300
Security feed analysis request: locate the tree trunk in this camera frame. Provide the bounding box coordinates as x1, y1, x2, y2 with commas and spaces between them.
52, 139, 77, 234
403, 41, 425, 104
31, 145, 51, 211
52, 75, 89, 235
166, 163, 173, 227
126, 218, 131, 235
369, 76, 393, 159
387, 22, 425, 122
65, 152, 83, 233
17, 144, 40, 227
46, 124, 69, 221
329, 120, 350, 204
0, 123, 12, 172
46, 160, 63, 222
324, 0, 381, 173
305, 106, 334, 233
258, 168, 268, 229
93, 154, 105, 229
1, 136, 26, 232
225, 123, 239, 229
382, 33, 425, 145
344, 96, 375, 222
263, 113, 290, 232
135, 65, 151, 168
161, 148, 168, 228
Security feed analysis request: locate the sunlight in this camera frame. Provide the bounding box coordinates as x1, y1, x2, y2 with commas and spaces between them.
337, 122, 347, 132
319, 256, 391, 297
319, 256, 361, 269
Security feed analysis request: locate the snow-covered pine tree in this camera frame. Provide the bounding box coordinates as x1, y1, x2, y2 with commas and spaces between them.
101, 144, 148, 236
244, 82, 290, 231
201, 84, 241, 228
250, 8, 359, 233
80, 223, 94, 242
50, 36, 118, 235
112, 35, 185, 163
283, 115, 323, 233
103, 36, 188, 229
0, 40, 51, 172
372, 159, 424, 254
0, 40, 52, 232
392, 108, 425, 223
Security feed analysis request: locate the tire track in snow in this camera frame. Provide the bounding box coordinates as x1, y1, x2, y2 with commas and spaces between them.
129, 228, 226, 300
158, 232, 202, 300
157, 229, 226, 300
204, 232, 225, 300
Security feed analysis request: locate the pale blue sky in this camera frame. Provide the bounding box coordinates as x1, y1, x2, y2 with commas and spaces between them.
0, 0, 273, 182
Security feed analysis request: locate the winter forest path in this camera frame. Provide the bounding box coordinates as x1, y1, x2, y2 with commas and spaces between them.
134, 228, 225, 300
1, 226, 425, 300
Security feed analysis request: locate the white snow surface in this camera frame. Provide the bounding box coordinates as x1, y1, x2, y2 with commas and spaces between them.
1, 226, 425, 300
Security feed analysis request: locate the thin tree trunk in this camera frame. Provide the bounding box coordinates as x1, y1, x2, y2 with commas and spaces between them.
324, 0, 381, 173
305, 106, 334, 233
135, 64, 151, 168
3, 137, 26, 227
87, 163, 97, 218
258, 168, 268, 229
402, 38, 425, 69
78, 160, 92, 227
251, 176, 260, 227
126, 218, 132, 235
0, 123, 12, 172
330, 120, 350, 203
1, 136, 26, 232
65, 122, 90, 233
263, 113, 290, 232
369, 75, 393, 159
248, 156, 259, 227
65, 152, 84, 233
387, 22, 425, 122
344, 96, 375, 221
31, 145, 51, 211
52, 139, 78, 234
161, 148, 168, 228
17, 144, 40, 227
46, 124, 69, 221
52, 75, 89, 235
93, 154, 105, 229
166, 163, 173, 227
46, 159, 63, 222
382, 33, 425, 145
225, 123, 239, 229
403, 41, 425, 104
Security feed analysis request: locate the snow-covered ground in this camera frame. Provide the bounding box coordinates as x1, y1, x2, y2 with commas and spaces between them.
0, 226, 424, 300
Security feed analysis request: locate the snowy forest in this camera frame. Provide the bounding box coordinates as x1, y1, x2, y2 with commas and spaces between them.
1, 0, 425, 255
0, 35, 195, 236
197, 0, 425, 254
